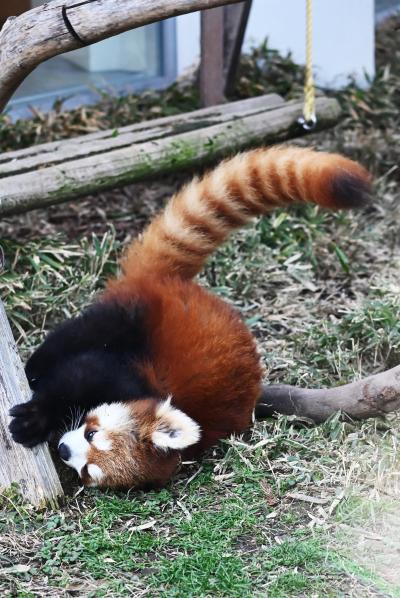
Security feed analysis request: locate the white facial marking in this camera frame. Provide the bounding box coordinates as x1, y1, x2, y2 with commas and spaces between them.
87, 464, 105, 486
152, 396, 201, 450
60, 403, 131, 475
92, 430, 112, 451
89, 403, 132, 431
59, 425, 88, 475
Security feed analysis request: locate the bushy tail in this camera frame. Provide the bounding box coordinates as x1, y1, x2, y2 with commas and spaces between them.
121, 146, 371, 280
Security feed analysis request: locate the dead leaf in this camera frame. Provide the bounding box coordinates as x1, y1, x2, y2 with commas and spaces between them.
287, 492, 330, 505
260, 480, 279, 506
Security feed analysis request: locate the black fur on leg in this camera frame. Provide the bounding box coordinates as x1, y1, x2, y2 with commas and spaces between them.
10, 299, 154, 447
25, 299, 149, 390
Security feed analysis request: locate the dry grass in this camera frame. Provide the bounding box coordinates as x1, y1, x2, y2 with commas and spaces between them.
1, 16, 400, 598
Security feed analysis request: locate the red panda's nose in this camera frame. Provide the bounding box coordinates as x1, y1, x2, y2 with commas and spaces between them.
58, 442, 71, 461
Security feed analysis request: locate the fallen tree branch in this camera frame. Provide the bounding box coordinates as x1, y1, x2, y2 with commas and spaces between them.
256, 365, 400, 423
0, 0, 242, 113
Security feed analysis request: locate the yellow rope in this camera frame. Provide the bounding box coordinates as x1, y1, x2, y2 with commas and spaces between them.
301, 0, 316, 129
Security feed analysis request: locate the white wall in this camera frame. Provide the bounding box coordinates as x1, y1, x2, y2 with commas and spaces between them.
176, 0, 375, 88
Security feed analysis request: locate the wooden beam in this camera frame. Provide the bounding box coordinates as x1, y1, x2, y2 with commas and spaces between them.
0, 94, 284, 176
0, 300, 63, 507
0, 0, 243, 113
0, 95, 341, 217
200, 6, 225, 107
224, 1, 252, 96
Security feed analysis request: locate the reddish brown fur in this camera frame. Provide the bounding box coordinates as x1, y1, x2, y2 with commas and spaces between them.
89, 146, 371, 487
104, 275, 263, 458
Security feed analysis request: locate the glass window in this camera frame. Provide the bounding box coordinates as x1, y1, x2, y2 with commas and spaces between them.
5, 1, 176, 116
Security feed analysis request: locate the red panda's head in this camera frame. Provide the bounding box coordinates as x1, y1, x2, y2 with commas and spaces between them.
58, 397, 201, 489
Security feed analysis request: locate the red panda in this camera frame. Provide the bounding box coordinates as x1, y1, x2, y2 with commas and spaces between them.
9, 146, 371, 489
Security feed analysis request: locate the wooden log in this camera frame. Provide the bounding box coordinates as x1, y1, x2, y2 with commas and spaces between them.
0, 300, 63, 507
224, 1, 253, 96
200, 7, 225, 107
0, 94, 285, 175
0, 95, 341, 217
256, 365, 400, 423
0, 0, 243, 113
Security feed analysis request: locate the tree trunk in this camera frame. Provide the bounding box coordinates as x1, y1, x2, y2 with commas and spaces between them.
0, 0, 243, 113
256, 365, 400, 423
0, 300, 63, 507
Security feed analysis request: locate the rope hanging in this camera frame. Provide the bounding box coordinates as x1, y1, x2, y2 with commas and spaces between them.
298, 0, 317, 130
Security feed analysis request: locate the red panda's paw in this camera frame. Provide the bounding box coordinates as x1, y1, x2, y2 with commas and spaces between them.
9, 400, 52, 448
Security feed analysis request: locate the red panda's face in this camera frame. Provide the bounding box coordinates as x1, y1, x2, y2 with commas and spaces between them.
58, 398, 201, 489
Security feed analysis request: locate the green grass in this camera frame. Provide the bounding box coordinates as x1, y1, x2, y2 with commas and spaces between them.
0, 443, 350, 597
2, 415, 398, 596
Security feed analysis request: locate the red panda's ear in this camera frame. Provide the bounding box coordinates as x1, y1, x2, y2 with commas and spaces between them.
151, 397, 201, 450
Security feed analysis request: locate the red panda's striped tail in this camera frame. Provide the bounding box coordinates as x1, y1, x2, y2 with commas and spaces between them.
120, 146, 371, 280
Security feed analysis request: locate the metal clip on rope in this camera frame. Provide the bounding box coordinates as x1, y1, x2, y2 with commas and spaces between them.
298, 113, 317, 131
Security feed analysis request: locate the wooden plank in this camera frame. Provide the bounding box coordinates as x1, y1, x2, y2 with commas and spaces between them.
0, 0, 243, 112
0, 96, 341, 217
0, 300, 63, 507
0, 94, 285, 176
224, 1, 253, 96
200, 7, 225, 107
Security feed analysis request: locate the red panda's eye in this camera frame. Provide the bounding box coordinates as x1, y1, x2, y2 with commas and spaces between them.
85, 430, 97, 442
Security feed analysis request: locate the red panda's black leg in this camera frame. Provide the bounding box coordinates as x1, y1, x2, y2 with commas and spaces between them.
9, 399, 55, 448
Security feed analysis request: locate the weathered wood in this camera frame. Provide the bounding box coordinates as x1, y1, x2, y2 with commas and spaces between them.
224, 1, 253, 96
0, 94, 285, 175
0, 0, 243, 113
256, 365, 400, 423
0, 300, 63, 507
200, 7, 225, 107
0, 96, 341, 217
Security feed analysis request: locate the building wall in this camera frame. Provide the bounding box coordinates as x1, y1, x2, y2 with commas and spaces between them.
176, 0, 375, 89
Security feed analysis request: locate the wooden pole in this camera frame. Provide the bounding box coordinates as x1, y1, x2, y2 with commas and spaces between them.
0, 300, 63, 507
0, 0, 243, 113
200, 7, 225, 107
224, 1, 252, 96
200, 1, 252, 106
